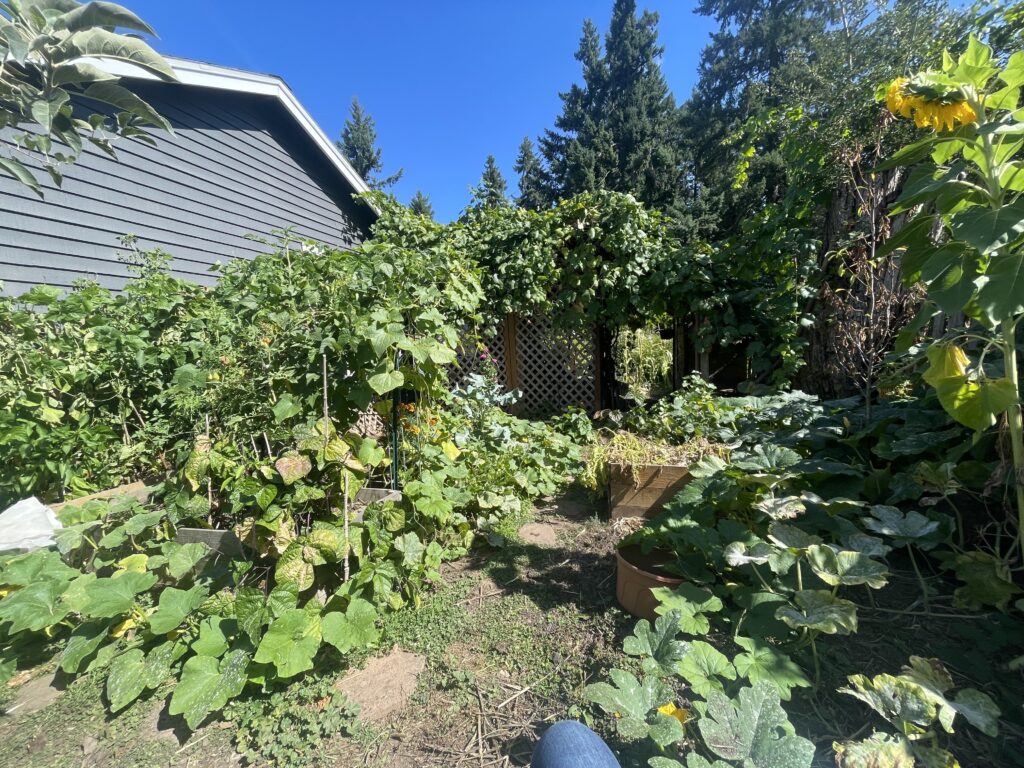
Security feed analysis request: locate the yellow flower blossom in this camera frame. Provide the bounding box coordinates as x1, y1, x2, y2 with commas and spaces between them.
658, 702, 690, 726
111, 617, 137, 638
885, 77, 977, 131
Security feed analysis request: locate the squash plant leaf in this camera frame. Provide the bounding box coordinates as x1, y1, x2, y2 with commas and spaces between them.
833, 733, 914, 768
733, 636, 811, 701
696, 682, 815, 768
861, 506, 943, 550
840, 673, 937, 734
163, 542, 210, 580
775, 590, 858, 635
623, 610, 690, 674
653, 585, 723, 636
59, 620, 111, 673
806, 544, 889, 589
144, 638, 188, 689
81, 571, 158, 619
0, 549, 78, 586
584, 668, 674, 742
253, 608, 322, 678
951, 688, 1001, 738
322, 598, 380, 654
107, 649, 147, 712
767, 523, 821, 552
676, 640, 736, 698
148, 584, 208, 635
169, 649, 251, 729
0, 580, 71, 633
950, 550, 1021, 610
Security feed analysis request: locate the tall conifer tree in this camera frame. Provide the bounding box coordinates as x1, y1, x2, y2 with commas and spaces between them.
539, 0, 685, 214
409, 191, 434, 219
337, 97, 403, 190
513, 137, 547, 210
469, 155, 509, 210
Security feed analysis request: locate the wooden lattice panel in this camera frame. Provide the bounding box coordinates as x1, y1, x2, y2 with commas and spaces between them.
513, 316, 597, 418
353, 405, 387, 438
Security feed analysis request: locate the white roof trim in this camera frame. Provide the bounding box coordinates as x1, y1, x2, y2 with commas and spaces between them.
91, 56, 372, 199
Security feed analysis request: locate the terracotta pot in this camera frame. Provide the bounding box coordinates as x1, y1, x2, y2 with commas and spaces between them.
615, 545, 683, 621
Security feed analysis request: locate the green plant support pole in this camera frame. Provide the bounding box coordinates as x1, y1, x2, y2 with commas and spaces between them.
390, 350, 402, 491
1002, 319, 1024, 563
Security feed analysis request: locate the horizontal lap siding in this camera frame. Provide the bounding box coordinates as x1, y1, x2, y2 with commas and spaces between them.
0, 80, 372, 296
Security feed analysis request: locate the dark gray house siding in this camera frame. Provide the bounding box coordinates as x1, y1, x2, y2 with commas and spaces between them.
0, 77, 374, 296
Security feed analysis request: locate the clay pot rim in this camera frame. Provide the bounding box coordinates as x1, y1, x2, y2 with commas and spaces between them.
616, 546, 684, 585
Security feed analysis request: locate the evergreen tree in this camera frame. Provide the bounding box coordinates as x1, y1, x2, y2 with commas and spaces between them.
337, 97, 403, 190
408, 190, 435, 219
539, 0, 685, 214
513, 137, 547, 210
682, 0, 826, 235
469, 155, 509, 210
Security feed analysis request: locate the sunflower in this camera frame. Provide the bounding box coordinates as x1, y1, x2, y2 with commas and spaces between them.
885, 77, 976, 131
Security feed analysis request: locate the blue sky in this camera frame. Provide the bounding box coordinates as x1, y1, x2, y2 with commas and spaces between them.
128, 1, 717, 222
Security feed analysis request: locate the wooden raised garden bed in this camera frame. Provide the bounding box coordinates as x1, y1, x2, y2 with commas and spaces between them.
607, 462, 691, 520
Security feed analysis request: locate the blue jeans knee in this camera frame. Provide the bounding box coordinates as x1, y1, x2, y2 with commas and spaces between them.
531, 720, 620, 768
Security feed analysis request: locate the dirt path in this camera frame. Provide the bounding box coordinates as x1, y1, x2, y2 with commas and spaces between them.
335, 487, 633, 767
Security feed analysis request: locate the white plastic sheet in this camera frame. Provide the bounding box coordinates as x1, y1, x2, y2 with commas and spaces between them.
0, 497, 62, 553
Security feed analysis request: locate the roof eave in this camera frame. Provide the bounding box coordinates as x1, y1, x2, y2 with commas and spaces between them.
88, 56, 377, 215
